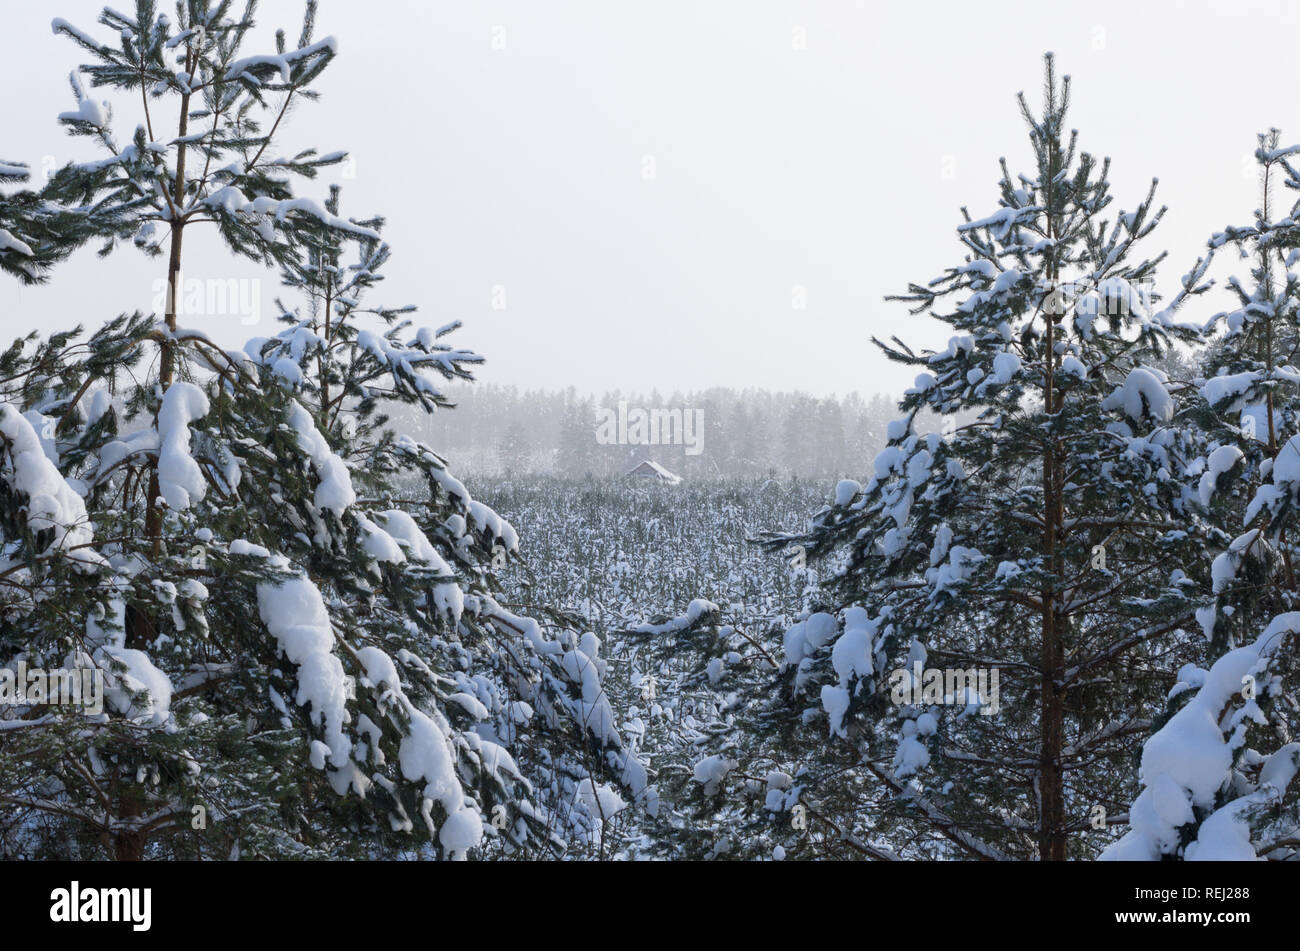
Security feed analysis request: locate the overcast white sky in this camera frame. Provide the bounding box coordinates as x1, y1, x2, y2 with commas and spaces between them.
2, 0, 1297, 399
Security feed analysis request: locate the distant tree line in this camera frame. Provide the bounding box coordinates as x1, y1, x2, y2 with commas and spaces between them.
401, 384, 900, 479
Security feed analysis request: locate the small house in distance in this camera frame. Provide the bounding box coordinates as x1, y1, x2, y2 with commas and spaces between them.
625, 460, 682, 485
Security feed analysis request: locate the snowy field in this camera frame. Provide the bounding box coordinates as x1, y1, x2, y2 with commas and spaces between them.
476, 475, 821, 634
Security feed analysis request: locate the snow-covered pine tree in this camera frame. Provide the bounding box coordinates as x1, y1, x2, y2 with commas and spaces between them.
0, 1, 647, 860
722, 54, 1217, 861
1176, 130, 1300, 655
5, 0, 358, 861
1103, 132, 1300, 860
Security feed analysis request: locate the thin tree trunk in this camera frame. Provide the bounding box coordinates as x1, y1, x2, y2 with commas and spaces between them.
1039, 136, 1067, 862
144, 50, 191, 556
1040, 331, 1066, 860
114, 827, 145, 861
121, 47, 195, 864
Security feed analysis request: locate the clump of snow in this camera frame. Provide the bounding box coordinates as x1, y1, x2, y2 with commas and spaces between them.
873, 445, 904, 481
224, 36, 339, 85
253, 561, 352, 771
831, 607, 878, 688
928, 335, 975, 364
399, 707, 458, 808
355, 645, 400, 691
56, 70, 108, 128
821, 684, 850, 737
576, 778, 627, 819
1203, 371, 1260, 410
377, 509, 461, 623
632, 598, 719, 635
85, 595, 173, 727
1198, 445, 1244, 508
986, 351, 1022, 386
0, 229, 34, 258
692, 755, 737, 795
438, 806, 483, 861
1101, 367, 1174, 424
1274, 435, 1300, 484
834, 479, 861, 506
783, 611, 837, 668
893, 722, 931, 778
1061, 355, 1087, 380
0, 404, 102, 567
1244, 437, 1300, 527
156, 382, 209, 510
288, 401, 354, 515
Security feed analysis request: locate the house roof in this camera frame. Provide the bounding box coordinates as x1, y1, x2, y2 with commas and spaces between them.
625, 460, 682, 484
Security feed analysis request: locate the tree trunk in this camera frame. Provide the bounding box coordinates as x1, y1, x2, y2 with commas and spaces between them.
144, 58, 191, 551
1039, 138, 1067, 861
121, 56, 194, 864
1039, 328, 1066, 861
113, 825, 145, 861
